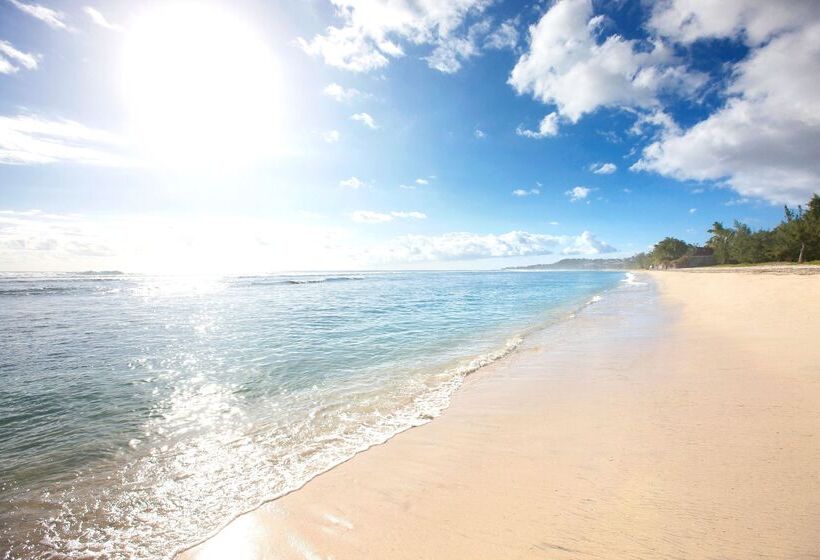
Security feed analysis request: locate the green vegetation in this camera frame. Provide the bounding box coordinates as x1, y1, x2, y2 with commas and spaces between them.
630, 194, 820, 268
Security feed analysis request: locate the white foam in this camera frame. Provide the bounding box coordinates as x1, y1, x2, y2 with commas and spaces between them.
622, 272, 646, 286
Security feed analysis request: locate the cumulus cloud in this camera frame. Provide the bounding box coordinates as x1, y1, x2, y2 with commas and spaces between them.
589, 162, 617, 174
647, 0, 818, 46
391, 210, 426, 219
322, 82, 364, 102
561, 230, 616, 255
0, 40, 38, 74
628, 109, 680, 137
425, 19, 490, 73
0, 210, 357, 273
516, 112, 559, 139
634, 15, 820, 204
351, 210, 393, 223
83, 6, 122, 31
485, 18, 518, 50
322, 130, 341, 143
339, 176, 367, 189
296, 0, 491, 72
351, 210, 426, 223
8, 0, 68, 30
0, 114, 126, 166
0, 210, 112, 269
351, 112, 378, 129
512, 188, 540, 197
509, 0, 705, 123
398, 177, 432, 190
0, 211, 615, 271
474, 128, 486, 139
368, 229, 615, 263
565, 186, 591, 201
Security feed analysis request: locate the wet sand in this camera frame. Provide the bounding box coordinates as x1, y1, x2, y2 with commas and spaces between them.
180, 270, 820, 560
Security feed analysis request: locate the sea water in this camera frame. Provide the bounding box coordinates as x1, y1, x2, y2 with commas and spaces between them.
0, 270, 626, 559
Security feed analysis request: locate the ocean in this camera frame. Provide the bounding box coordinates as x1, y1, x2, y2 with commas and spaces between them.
0, 270, 630, 559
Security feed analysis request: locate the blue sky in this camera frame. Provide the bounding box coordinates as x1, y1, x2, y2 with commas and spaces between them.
1, 0, 818, 272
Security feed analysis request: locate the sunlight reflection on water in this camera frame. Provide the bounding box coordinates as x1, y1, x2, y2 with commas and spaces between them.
0, 271, 625, 559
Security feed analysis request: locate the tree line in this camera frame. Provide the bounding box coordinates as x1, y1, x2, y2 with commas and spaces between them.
630, 194, 820, 268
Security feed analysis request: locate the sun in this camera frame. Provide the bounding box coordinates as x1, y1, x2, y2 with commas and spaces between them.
122, 3, 281, 167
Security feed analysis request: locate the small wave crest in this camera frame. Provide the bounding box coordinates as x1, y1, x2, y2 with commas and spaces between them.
284, 276, 364, 285
621, 272, 646, 286
169, 334, 525, 559
0, 286, 76, 296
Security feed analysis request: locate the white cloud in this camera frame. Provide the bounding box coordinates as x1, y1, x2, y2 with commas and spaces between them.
565, 186, 591, 201
0, 211, 615, 271
368, 229, 615, 263
509, 0, 704, 123
322, 130, 341, 143
589, 162, 617, 174
351, 210, 426, 223
351, 112, 378, 129
83, 6, 123, 31
561, 230, 616, 255
485, 18, 518, 50
689, 208, 697, 214
634, 17, 820, 204
548, 221, 560, 225
0, 210, 112, 268
322, 82, 364, 102
0, 40, 38, 74
351, 210, 393, 223
400, 177, 432, 190
516, 112, 559, 139
647, 0, 818, 46
339, 176, 367, 189
296, 0, 492, 72
512, 188, 540, 197
425, 19, 489, 73
390, 211, 426, 219
474, 128, 486, 139
0, 210, 356, 273
628, 109, 680, 137
8, 0, 68, 30
0, 114, 126, 166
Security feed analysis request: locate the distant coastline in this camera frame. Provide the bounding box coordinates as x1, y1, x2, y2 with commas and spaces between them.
504, 258, 634, 271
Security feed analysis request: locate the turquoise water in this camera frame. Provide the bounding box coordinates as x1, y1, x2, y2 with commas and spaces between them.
0, 270, 624, 559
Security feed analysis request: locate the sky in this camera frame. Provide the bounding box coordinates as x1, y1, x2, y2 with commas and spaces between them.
0, 0, 818, 272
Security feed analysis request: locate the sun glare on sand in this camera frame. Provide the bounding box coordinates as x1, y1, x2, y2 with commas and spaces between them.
123, 3, 281, 166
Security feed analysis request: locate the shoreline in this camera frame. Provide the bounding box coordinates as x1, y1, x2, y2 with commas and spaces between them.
180, 270, 820, 559
171, 274, 629, 558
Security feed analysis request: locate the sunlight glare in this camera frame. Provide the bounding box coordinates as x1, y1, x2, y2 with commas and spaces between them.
123, 3, 281, 167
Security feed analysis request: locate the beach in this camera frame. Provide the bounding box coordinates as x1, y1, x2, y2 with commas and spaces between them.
181, 269, 820, 560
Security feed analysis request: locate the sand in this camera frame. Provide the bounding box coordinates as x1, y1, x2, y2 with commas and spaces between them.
179, 270, 820, 560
